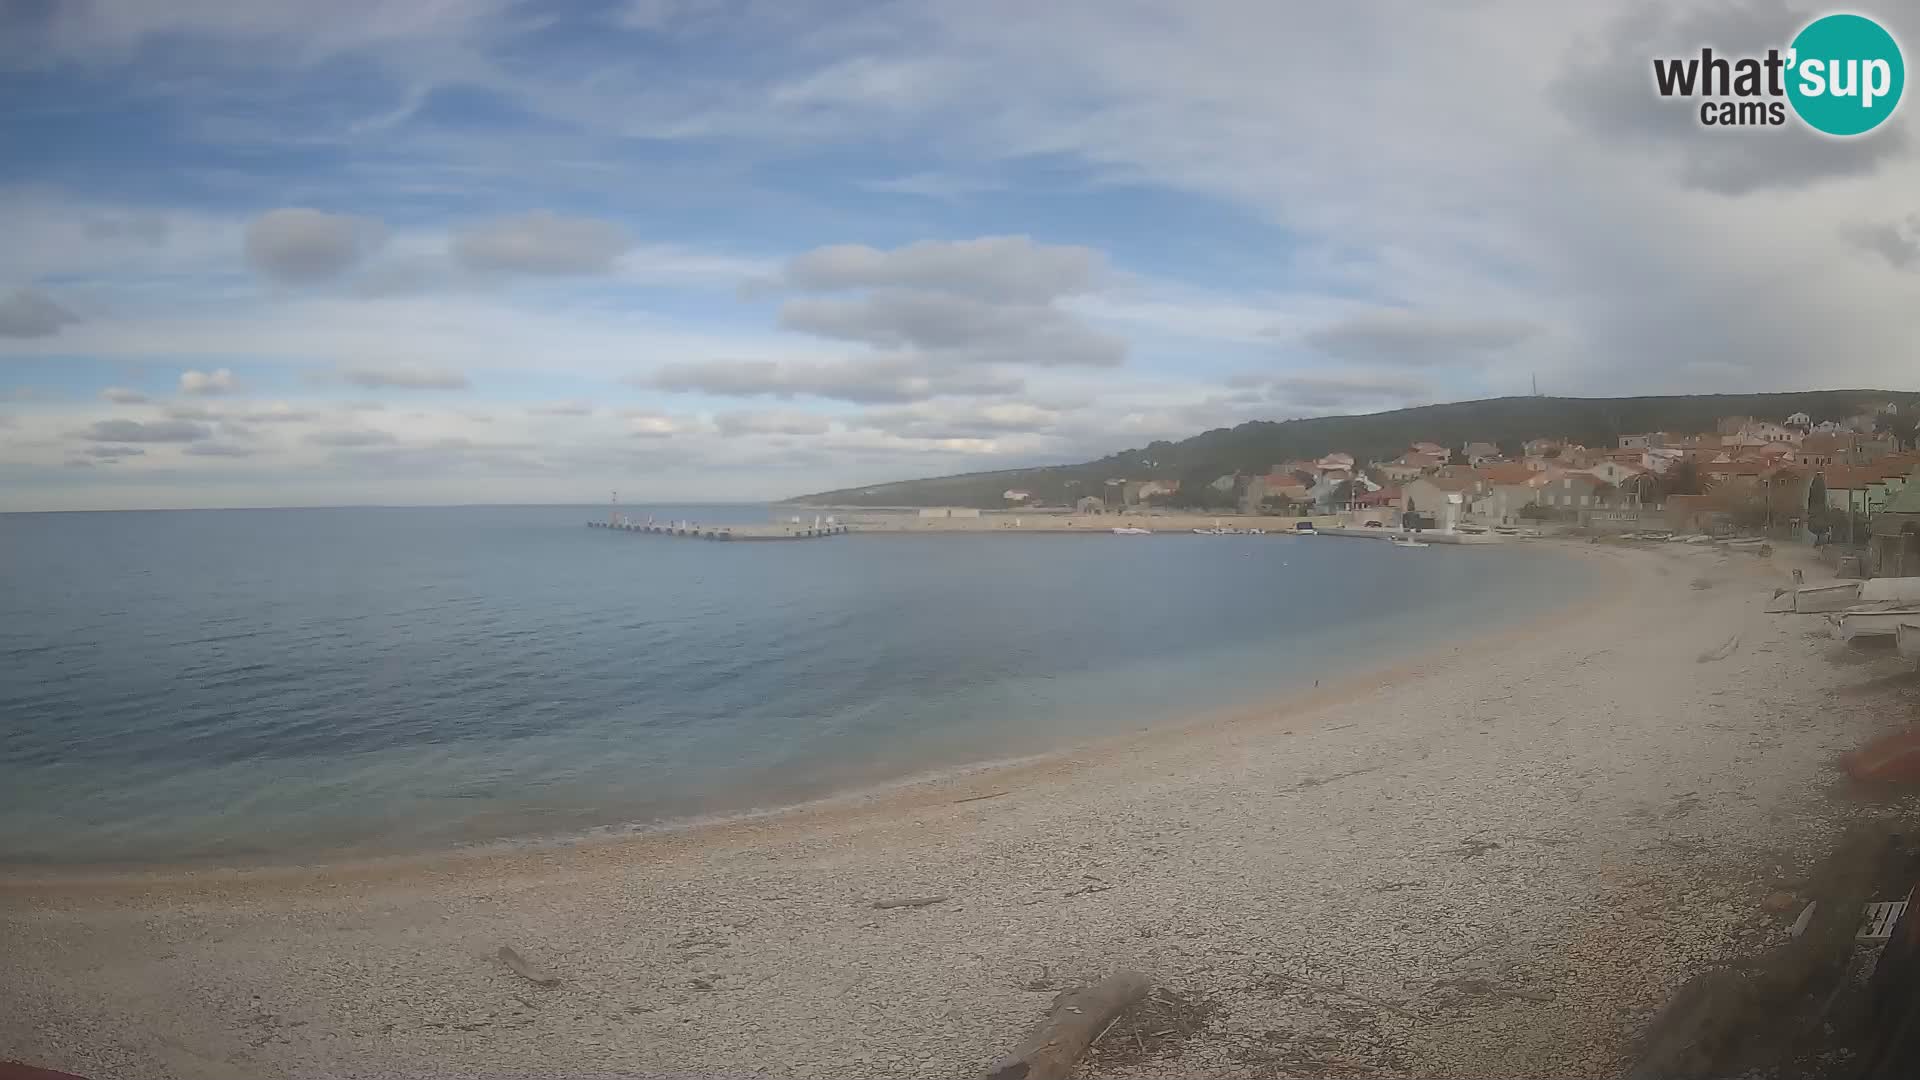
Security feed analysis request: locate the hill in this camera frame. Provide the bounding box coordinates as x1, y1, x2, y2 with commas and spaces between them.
791, 390, 1919, 508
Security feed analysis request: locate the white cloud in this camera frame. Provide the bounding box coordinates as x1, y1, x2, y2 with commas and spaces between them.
625, 412, 687, 438
779, 290, 1124, 368
770, 236, 1101, 302
306, 428, 398, 447
650, 356, 1025, 404
1298, 310, 1540, 367
81, 418, 211, 443
339, 365, 470, 390
100, 386, 149, 404
184, 442, 258, 457
452, 211, 633, 275
245, 208, 387, 284
179, 368, 238, 395
0, 288, 80, 338
714, 410, 833, 437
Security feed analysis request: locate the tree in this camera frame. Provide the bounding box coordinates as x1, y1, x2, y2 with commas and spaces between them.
1662, 460, 1702, 498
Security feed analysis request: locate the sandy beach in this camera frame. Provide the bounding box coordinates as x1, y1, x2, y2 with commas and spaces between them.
3, 540, 1913, 1079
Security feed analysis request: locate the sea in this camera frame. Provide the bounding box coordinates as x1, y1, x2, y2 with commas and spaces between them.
0, 506, 1599, 866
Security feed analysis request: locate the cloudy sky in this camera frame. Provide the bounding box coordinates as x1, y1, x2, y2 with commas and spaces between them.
3, 0, 1919, 510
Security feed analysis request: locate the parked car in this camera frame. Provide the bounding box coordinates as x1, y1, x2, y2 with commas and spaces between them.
1294, 521, 1316, 532
1363, 520, 1384, 527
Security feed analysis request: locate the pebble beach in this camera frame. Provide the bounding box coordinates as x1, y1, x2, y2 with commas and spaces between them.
2, 540, 1907, 1079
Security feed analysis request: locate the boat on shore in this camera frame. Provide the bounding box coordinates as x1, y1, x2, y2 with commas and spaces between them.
1391, 538, 1429, 548
1794, 582, 1864, 613
1832, 605, 1920, 643
1111, 527, 1152, 535
1898, 620, 1920, 663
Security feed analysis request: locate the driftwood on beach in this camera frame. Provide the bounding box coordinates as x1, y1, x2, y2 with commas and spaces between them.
496, 946, 562, 987
984, 970, 1151, 1080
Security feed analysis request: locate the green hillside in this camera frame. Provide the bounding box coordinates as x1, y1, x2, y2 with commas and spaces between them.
791, 390, 1919, 508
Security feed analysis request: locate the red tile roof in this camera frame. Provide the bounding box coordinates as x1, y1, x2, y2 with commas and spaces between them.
1480, 463, 1536, 485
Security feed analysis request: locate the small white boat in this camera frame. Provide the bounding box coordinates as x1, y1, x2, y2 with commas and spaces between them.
1391, 538, 1430, 548
1832, 606, 1920, 643
1898, 620, 1920, 662
1862, 578, 1920, 605
1111, 527, 1152, 535
1794, 582, 1863, 613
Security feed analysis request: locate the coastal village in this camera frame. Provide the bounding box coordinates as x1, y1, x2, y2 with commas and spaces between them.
1001, 401, 1920, 574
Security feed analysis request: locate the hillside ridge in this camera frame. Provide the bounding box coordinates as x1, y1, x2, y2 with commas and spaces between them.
790, 390, 1918, 507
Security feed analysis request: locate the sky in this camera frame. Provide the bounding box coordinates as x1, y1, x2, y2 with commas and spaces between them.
3, 0, 1920, 510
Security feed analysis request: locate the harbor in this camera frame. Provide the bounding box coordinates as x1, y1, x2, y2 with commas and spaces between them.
588, 512, 849, 541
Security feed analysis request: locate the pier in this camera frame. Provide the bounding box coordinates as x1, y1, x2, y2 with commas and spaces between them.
588, 519, 850, 541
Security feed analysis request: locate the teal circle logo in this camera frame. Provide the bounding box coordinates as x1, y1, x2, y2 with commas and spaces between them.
1787, 13, 1905, 136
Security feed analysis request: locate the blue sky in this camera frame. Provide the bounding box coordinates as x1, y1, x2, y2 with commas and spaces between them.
3, 0, 1919, 509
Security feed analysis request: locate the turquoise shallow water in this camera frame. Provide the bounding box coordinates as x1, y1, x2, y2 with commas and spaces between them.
0, 506, 1597, 864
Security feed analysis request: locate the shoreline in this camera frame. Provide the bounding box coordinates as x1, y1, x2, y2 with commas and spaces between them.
0, 541, 1616, 893
8, 539, 1905, 1080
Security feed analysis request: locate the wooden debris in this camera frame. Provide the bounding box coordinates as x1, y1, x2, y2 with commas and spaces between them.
496, 946, 561, 988
871, 894, 951, 909
984, 970, 1151, 1080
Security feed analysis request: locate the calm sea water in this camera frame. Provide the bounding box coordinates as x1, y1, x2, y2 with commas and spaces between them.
0, 506, 1596, 865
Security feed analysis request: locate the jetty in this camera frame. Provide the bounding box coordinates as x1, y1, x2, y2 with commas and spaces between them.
588, 517, 849, 542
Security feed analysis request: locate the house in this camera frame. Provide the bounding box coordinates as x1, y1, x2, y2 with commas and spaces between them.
1538, 472, 1609, 511
1871, 469, 1920, 575
1462, 441, 1501, 466
1002, 489, 1033, 503
1486, 478, 1544, 524
1578, 460, 1646, 486
1822, 465, 1908, 522
1745, 421, 1800, 444
1619, 433, 1656, 450
1375, 460, 1427, 482
1523, 438, 1561, 456
1134, 480, 1178, 501
1375, 450, 1442, 482
1479, 463, 1537, 487
1410, 441, 1449, 459
1808, 433, 1900, 466
1402, 473, 1483, 522
1615, 471, 1663, 509
1556, 445, 1602, 468
1786, 411, 1812, 428
1644, 447, 1685, 473
1316, 452, 1356, 473
1702, 459, 1773, 491
1208, 473, 1238, 493
1263, 480, 1311, 508
1349, 484, 1401, 512
1074, 495, 1106, 514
